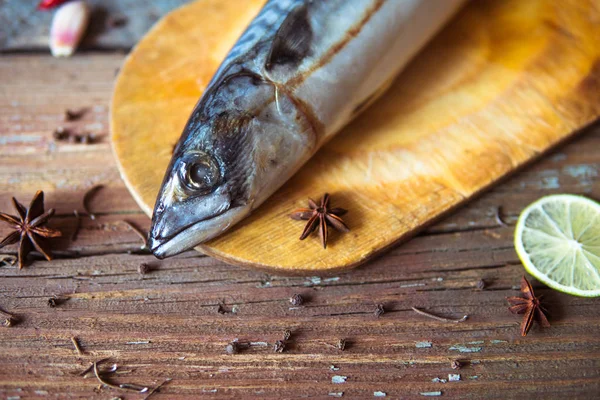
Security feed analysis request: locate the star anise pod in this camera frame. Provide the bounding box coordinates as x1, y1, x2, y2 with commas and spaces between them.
506, 276, 550, 336
0, 191, 62, 269
290, 193, 349, 248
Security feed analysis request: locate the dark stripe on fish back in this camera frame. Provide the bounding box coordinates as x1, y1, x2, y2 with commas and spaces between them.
265, 3, 313, 71
287, 0, 385, 89
220, 0, 303, 67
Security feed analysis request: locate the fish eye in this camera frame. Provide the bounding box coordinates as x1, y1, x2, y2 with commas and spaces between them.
179, 152, 221, 194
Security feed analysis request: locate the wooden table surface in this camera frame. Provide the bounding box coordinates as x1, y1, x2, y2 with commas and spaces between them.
1, 2, 600, 399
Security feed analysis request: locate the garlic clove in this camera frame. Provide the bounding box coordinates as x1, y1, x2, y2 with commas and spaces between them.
49, 1, 90, 57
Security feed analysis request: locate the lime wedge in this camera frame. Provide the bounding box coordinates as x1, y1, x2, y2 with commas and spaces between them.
514, 194, 600, 297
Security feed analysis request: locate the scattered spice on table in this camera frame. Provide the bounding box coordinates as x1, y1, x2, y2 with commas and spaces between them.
0, 191, 62, 269
289, 293, 304, 306
0, 308, 17, 327
71, 336, 84, 355
79, 358, 110, 377
0, 255, 17, 267
71, 132, 97, 145
53, 127, 98, 145
142, 378, 171, 400
91, 360, 150, 393
64, 108, 87, 121
217, 304, 228, 315
476, 279, 487, 290
138, 263, 151, 275
411, 307, 468, 323
225, 342, 240, 355
495, 206, 508, 227
290, 193, 349, 248
47, 296, 58, 308
273, 340, 286, 353
71, 210, 82, 241
506, 276, 550, 336
283, 330, 292, 341
374, 303, 385, 317
53, 126, 70, 141
83, 185, 104, 220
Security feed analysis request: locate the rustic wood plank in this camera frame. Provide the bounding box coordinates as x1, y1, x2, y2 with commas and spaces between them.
1, 53, 600, 398
0, 0, 189, 52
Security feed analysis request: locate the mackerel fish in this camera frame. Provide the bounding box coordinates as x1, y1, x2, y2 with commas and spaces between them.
149, 0, 466, 258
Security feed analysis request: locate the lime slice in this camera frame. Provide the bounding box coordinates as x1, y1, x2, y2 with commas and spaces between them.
515, 194, 600, 297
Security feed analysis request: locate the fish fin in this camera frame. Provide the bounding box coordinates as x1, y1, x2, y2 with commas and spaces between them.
266, 4, 312, 71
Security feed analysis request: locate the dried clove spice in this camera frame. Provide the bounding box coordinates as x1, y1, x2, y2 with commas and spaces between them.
52, 126, 70, 141
476, 279, 487, 290
225, 342, 240, 355
48, 297, 58, 307
71, 336, 83, 355
374, 304, 385, 317
289, 293, 304, 306
137, 263, 151, 275
52, 125, 98, 145
70, 132, 96, 145
64, 108, 87, 121
273, 340, 286, 353
217, 304, 228, 315
0, 308, 17, 327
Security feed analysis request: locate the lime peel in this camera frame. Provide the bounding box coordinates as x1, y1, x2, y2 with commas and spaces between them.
515, 194, 600, 297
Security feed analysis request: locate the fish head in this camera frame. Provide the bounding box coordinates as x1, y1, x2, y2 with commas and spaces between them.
149, 73, 315, 258
148, 110, 256, 259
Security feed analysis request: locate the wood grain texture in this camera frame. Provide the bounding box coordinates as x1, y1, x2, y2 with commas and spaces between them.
111, 0, 600, 273
0, 53, 599, 398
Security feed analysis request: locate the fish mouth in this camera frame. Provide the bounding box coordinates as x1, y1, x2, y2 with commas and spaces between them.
149, 224, 204, 259
149, 205, 248, 259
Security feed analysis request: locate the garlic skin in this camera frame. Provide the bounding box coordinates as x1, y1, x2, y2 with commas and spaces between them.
49, 1, 90, 57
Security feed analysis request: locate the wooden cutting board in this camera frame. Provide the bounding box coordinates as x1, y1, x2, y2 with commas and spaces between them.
111, 0, 600, 274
